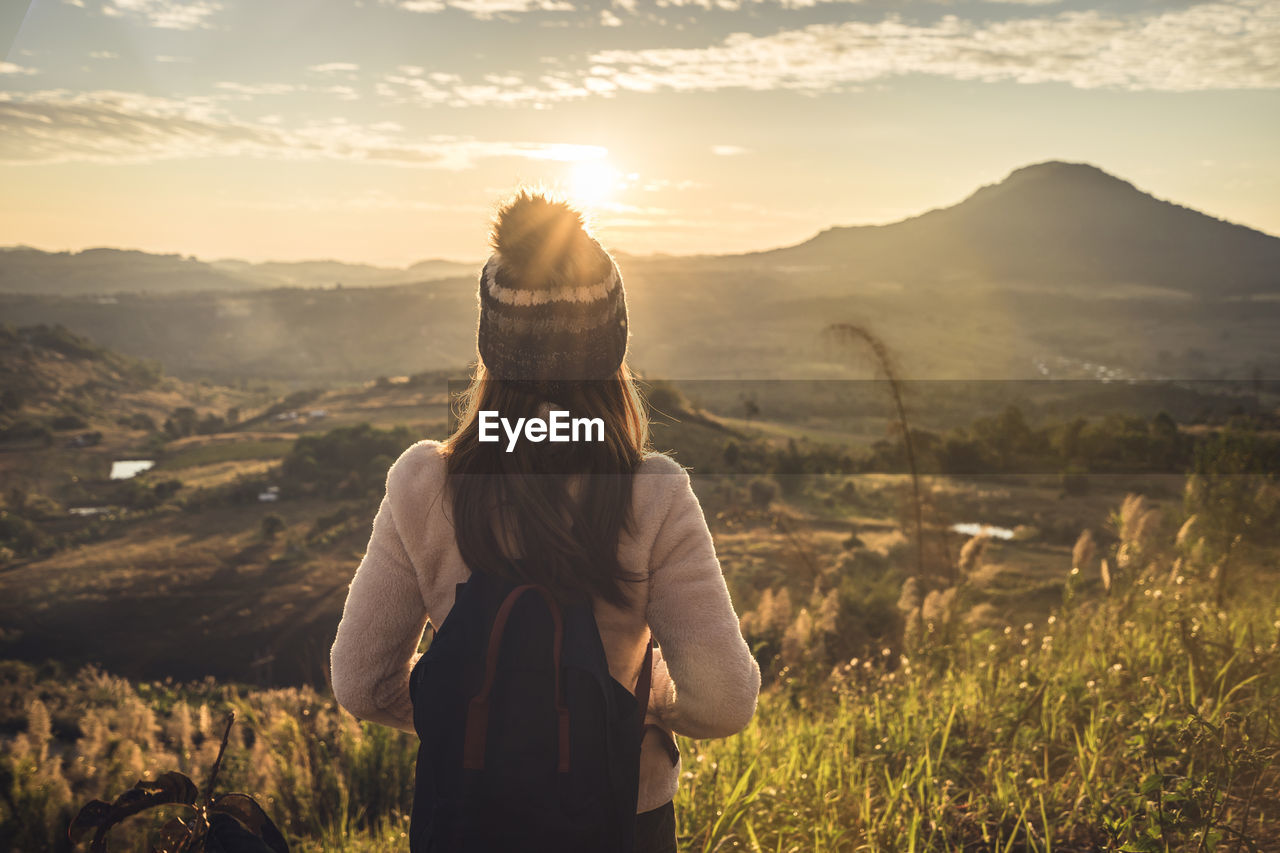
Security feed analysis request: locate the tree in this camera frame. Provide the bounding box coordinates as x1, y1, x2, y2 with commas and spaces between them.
164, 407, 199, 439
260, 513, 286, 540
723, 439, 741, 470
749, 477, 779, 509
1185, 425, 1279, 605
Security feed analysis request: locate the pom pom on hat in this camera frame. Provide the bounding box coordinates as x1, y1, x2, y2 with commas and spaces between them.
477, 190, 628, 382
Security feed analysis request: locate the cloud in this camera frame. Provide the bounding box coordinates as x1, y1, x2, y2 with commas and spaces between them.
0, 90, 607, 169
369, 0, 1280, 108
381, 0, 574, 18
308, 62, 360, 74
0, 63, 37, 75
379, 70, 598, 106
655, 0, 863, 9
582, 0, 1280, 93
89, 51, 120, 60
600, 8, 622, 25
232, 191, 490, 214
101, 0, 222, 30
214, 82, 298, 95
711, 145, 748, 155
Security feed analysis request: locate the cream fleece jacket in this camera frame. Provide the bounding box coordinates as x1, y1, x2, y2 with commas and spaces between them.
330, 438, 761, 813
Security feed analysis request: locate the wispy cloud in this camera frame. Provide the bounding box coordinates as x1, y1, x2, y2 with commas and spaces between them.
0, 90, 607, 168
382, 0, 574, 18
378, 69, 598, 107
0, 63, 37, 75
367, 0, 1280, 108
230, 191, 490, 214
583, 0, 1280, 93
654, 0, 864, 9
213, 82, 298, 96
100, 0, 222, 30
89, 51, 119, 60
307, 62, 360, 74
711, 145, 748, 155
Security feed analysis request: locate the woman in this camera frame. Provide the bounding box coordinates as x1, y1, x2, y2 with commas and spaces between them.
330, 190, 761, 852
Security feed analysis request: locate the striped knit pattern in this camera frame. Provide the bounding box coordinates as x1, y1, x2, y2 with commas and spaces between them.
476, 249, 629, 382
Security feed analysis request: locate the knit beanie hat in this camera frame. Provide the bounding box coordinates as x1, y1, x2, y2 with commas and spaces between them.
476, 191, 628, 383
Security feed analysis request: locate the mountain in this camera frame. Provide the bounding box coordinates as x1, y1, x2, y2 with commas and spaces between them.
759, 161, 1280, 297
209, 258, 474, 289
0, 323, 258, 447
0, 247, 262, 296
3, 162, 1278, 383
0, 247, 476, 296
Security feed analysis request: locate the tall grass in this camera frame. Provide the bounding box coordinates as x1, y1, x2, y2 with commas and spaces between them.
3, 516, 1278, 851
677, 557, 1280, 852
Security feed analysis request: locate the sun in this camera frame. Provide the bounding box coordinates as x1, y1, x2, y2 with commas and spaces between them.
566, 160, 620, 210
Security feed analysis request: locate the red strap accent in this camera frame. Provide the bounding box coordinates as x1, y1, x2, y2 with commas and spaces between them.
557, 707, 571, 774
462, 584, 569, 773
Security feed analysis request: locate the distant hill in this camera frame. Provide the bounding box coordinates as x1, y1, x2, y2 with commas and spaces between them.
0, 248, 261, 296
759, 161, 1280, 297
209, 257, 474, 289
0, 323, 259, 444
0, 323, 166, 420
0, 247, 475, 296
3, 162, 1279, 382
0, 279, 481, 382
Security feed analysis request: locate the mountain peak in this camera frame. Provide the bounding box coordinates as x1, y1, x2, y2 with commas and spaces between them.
976, 160, 1138, 200
770, 161, 1280, 296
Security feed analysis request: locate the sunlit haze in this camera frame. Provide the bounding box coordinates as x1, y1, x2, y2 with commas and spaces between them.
2, 0, 1278, 265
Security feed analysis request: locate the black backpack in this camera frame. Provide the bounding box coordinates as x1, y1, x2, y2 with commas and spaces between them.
408, 565, 653, 853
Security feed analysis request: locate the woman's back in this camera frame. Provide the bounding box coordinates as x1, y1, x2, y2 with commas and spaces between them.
330, 190, 760, 849
330, 437, 760, 812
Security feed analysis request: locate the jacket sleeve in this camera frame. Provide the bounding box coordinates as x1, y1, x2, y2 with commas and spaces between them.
644, 464, 761, 739
330, 461, 429, 734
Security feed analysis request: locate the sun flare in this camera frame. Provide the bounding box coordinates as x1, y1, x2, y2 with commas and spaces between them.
567, 160, 620, 210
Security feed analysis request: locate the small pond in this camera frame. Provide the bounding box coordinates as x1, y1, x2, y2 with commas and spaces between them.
110, 460, 155, 480
949, 522, 1016, 541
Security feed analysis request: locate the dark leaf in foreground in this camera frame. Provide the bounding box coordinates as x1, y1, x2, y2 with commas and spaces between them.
211, 794, 289, 853
68, 715, 288, 852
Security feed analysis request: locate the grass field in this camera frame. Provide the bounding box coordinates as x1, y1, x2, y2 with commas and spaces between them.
3, 334, 1278, 850
154, 438, 297, 471
3, 511, 1277, 852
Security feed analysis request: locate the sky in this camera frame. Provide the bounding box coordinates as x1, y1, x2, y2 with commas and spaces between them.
1, 0, 1278, 265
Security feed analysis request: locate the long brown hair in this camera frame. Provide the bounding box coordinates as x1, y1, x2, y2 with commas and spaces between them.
441, 360, 652, 607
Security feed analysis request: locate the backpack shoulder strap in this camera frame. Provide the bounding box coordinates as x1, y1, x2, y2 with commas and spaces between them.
462, 584, 570, 773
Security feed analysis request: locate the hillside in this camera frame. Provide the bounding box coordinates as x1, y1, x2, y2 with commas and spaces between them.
0, 246, 474, 296
759, 161, 1280, 297
0, 323, 242, 441
3, 161, 1279, 384
0, 247, 261, 296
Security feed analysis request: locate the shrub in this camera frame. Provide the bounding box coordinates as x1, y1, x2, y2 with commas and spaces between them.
260, 514, 286, 540
748, 477, 779, 509
49, 413, 88, 431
